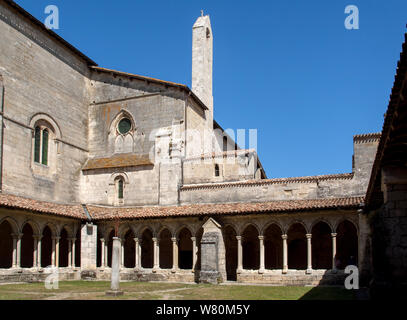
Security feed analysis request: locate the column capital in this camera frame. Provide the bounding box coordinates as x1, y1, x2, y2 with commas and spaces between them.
33, 235, 42, 241
191, 237, 196, 242
258, 235, 264, 240
67, 237, 76, 242
331, 233, 337, 237
100, 238, 105, 243
171, 237, 177, 242
52, 236, 61, 241
306, 233, 312, 239
236, 235, 242, 241
133, 237, 139, 243
281, 234, 287, 240
11, 233, 23, 239
152, 237, 158, 243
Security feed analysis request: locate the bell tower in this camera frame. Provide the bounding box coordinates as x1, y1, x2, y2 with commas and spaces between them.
192, 12, 213, 129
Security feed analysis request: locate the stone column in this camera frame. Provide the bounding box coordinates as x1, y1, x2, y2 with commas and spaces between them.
106, 237, 123, 296
120, 239, 124, 268
191, 236, 197, 272
35, 235, 42, 268
100, 238, 105, 268
171, 237, 178, 272
282, 234, 288, 274
33, 236, 38, 268
259, 235, 265, 273
68, 239, 72, 268
16, 233, 22, 268
306, 234, 312, 274
134, 238, 140, 269
236, 236, 243, 273
55, 237, 60, 268
11, 234, 17, 268
71, 238, 76, 268
152, 237, 159, 271
331, 233, 337, 272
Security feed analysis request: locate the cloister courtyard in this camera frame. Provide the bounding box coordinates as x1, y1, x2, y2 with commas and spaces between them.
0, 281, 359, 300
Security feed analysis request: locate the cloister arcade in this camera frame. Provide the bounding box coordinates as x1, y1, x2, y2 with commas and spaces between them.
0, 217, 80, 270
93, 214, 359, 282
0, 211, 359, 284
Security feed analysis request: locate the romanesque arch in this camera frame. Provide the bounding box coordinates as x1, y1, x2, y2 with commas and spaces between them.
311, 221, 332, 269
41, 226, 53, 267
287, 223, 307, 270
21, 223, 34, 268
223, 225, 238, 280
336, 220, 358, 269
159, 228, 173, 269
0, 220, 13, 268
178, 227, 193, 270
264, 223, 283, 270
123, 229, 135, 268
140, 228, 154, 268
242, 224, 260, 270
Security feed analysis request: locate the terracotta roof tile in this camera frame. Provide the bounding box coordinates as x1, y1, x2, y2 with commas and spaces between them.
83, 154, 153, 171
0, 193, 86, 219
87, 197, 364, 221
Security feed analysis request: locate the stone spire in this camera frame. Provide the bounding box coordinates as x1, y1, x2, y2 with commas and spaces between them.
192, 13, 213, 129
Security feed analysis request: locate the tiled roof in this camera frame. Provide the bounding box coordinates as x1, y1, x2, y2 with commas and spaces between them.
366, 32, 407, 209
353, 133, 381, 142
82, 154, 153, 171
0, 193, 86, 219
180, 173, 354, 191
87, 197, 364, 221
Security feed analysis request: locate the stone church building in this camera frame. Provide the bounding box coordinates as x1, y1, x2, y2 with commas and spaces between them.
0, 0, 405, 290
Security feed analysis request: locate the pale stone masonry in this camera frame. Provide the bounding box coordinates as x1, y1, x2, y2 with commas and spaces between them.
0, 0, 401, 288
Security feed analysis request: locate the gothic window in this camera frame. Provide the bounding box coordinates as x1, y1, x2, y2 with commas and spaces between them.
34, 126, 49, 165
111, 113, 135, 154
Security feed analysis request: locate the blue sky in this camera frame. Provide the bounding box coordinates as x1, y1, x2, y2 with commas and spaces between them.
15, 0, 407, 178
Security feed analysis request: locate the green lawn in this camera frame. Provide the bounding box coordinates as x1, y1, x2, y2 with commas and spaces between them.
0, 281, 357, 300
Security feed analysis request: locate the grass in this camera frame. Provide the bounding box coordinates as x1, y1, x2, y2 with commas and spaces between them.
0, 281, 357, 300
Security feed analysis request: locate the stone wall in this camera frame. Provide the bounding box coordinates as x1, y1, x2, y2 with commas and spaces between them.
0, 2, 90, 203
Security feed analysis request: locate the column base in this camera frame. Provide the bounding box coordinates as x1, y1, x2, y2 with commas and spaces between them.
105, 290, 124, 297
258, 268, 265, 274
282, 267, 288, 274
331, 268, 338, 274
306, 269, 313, 275
171, 268, 177, 273
237, 268, 243, 274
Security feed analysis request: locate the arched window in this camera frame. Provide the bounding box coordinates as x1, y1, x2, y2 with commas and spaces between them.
34, 126, 49, 165
118, 178, 124, 199
214, 164, 220, 177
223, 136, 228, 152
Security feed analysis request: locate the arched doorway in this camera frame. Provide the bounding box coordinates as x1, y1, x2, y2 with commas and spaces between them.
336, 220, 358, 269
312, 222, 332, 269
242, 225, 259, 270
41, 226, 52, 267
59, 228, 69, 267
21, 224, 34, 268
178, 228, 193, 270
224, 225, 237, 280
107, 230, 114, 267
123, 229, 135, 268
0, 220, 13, 268
264, 224, 283, 269
287, 223, 307, 270
141, 229, 154, 268
159, 229, 173, 269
